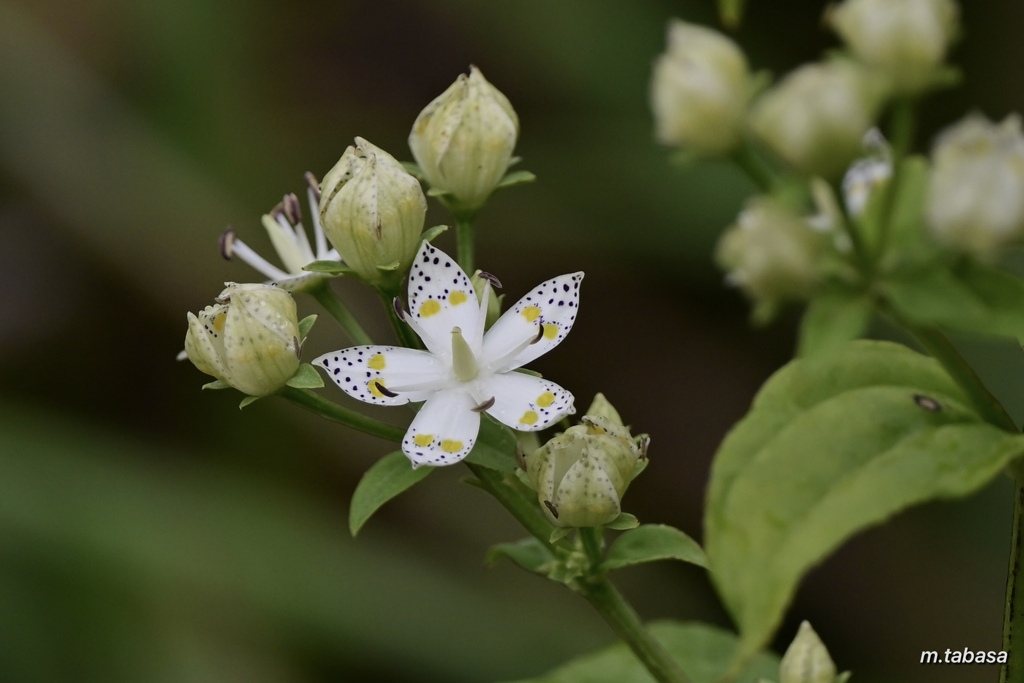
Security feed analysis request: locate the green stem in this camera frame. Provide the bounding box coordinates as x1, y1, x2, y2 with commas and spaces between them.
1002, 481, 1024, 683
875, 98, 916, 260
466, 463, 559, 551
579, 526, 604, 567
310, 284, 373, 346
578, 577, 692, 683
455, 213, 476, 274
279, 386, 404, 442
888, 311, 1017, 432
731, 141, 779, 193
377, 287, 422, 350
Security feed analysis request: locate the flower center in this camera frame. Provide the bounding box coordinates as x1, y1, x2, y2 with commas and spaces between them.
450, 326, 479, 382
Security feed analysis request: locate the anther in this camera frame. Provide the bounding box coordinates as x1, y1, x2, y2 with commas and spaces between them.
219, 228, 237, 260
530, 324, 544, 344
638, 435, 651, 460
304, 171, 321, 201
373, 381, 398, 398
471, 396, 496, 413
392, 296, 406, 321
282, 193, 302, 225
477, 271, 503, 289
543, 500, 559, 519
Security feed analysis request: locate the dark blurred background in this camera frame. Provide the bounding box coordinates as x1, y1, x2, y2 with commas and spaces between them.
2, 1, 1024, 681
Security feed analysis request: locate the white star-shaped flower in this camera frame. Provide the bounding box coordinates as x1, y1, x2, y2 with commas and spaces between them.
314, 241, 583, 467
220, 173, 341, 292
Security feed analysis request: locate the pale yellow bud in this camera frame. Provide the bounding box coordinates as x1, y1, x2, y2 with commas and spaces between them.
409, 66, 519, 214
184, 283, 300, 396
319, 138, 426, 286
779, 622, 840, 683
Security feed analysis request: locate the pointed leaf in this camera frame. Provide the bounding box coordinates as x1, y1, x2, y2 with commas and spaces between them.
421, 224, 449, 243
603, 524, 707, 571
706, 340, 1024, 666
298, 314, 317, 340
285, 363, 324, 389
401, 160, 424, 179
201, 379, 231, 391
486, 537, 556, 576
604, 512, 639, 530
238, 395, 262, 409
495, 169, 536, 190
349, 451, 433, 536
503, 621, 779, 683
304, 260, 352, 275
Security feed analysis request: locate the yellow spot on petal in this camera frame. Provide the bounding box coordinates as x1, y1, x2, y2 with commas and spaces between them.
213, 313, 227, 333
420, 300, 441, 318
521, 305, 541, 322
440, 439, 464, 453
367, 353, 386, 370
414, 433, 434, 447
536, 392, 555, 408
449, 291, 468, 305
543, 323, 558, 340
368, 380, 387, 398
519, 410, 539, 426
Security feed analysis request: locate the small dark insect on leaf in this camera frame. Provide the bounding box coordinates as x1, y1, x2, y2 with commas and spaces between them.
914, 394, 942, 412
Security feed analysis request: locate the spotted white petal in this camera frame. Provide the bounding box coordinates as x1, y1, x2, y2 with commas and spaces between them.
406, 241, 484, 356
313, 345, 448, 406
478, 371, 575, 431
403, 389, 479, 466
482, 272, 583, 372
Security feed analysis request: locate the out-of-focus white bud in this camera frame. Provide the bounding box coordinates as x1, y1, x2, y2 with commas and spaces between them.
319, 138, 426, 286
649, 19, 752, 157
749, 61, 883, 178
830, 0, 959, 95
925, 113, 1024, 258
184, 283, 301, 396
409, 66, 519, 215
716, 199, 828, 320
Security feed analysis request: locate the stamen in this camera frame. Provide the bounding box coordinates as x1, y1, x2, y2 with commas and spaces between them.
304, 171, 321, 201
638, 435, 650, 460
219, 228, 237, 260
471, 396, 496, 413
530, 324, 544, 344
305, 172, 327, 258
476, 271, 503, 289
282, 193, 302, 226
393, 296, 406, 321
373, 381, 398, 398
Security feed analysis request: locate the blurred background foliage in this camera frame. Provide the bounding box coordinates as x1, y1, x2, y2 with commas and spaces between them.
2, 0, 1024, 681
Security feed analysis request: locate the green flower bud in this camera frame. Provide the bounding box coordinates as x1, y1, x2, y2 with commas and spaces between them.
925, 113, 1024, 259
184, 283, 301, 396
319, 138, 426, 286
715, 199, 828, 321
830, 0, 958, 95
779, 622, 844, 683
749, 62, 883, 178
650, 19, 752, 156
409, 66, 519, 214
526, 397, 645, 528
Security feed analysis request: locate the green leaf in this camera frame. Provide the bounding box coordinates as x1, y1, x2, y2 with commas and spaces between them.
285, 363, 324, 389
503, 621, 779, 683
604, 512, 639, 531
885, 155, 930, 254
495, 169, 536, 189
201, 379, 231, 391
304, 259, 353, 275
465, 415, 518, 471
705, 340, 1024, 666
238, 395, 262, 409
797, 285, 873, 357
421, 224, 449, 243
401, 160, 424, 179
550, 527, 572, 543
603, 524, 707, 571
718, 0, 747, 27
349, 451, 433, 536
486, 537, 556, 575
883, 259, 1024, 339
297, 314, 317, 340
